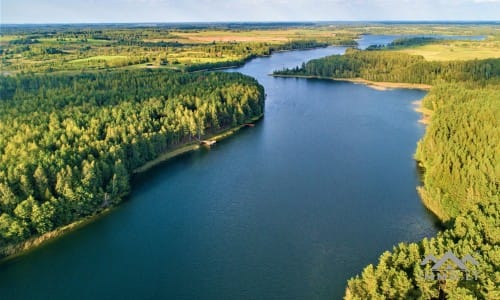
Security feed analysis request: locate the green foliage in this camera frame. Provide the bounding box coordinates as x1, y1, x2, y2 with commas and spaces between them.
0, 25, 357, 74
0, 69, 264, 252
183, 59, 249, 72
415, 83, 499, 221
366, 37, 439, 50
274, 48, 500, 85
345, 200, 499, 300
389, 37, 438, 48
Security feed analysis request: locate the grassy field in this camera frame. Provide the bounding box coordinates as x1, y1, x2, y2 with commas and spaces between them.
1, 24, 498, 73
69, 55, 129, 64
0, 26, 357, 74
348, 24, 498, 36
396, 39, 500, 61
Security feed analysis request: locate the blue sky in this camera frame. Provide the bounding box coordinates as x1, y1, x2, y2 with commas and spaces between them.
1, 0, 499, 24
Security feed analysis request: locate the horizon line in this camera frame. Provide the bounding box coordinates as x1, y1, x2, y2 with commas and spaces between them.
2, 20, 499, 26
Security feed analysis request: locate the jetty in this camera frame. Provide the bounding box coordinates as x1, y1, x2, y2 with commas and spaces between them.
200, 140, 216, 146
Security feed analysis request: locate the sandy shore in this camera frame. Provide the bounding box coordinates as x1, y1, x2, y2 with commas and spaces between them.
337, 78, 432, 91
412, 100, 433, 125
271, 74, 432, 91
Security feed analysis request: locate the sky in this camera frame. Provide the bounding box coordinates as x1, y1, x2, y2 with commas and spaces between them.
1, 0, 499, 24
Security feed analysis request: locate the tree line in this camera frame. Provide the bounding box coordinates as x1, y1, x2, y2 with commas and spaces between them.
274, 48, 499, 85
345, 198, 498, 299
183, 40, 336, 72
415, 83, 499, 222
0, 69, 264, 254
365, 37, 438, 50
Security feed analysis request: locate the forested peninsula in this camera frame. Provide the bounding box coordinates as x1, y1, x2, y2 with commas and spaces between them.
275, 48, 499, 299
0, 70, 264, 258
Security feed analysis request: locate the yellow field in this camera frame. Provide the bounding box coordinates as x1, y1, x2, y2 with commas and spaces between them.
397, 40, 500, 61
175, 28, 340, 43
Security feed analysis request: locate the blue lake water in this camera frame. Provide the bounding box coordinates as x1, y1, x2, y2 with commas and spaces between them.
0, 37, 440, 300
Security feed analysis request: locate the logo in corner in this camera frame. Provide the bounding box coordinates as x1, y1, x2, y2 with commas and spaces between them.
420, 251, 479, 281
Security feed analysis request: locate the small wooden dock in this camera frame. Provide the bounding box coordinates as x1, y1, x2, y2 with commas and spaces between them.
200, 140, 216, 146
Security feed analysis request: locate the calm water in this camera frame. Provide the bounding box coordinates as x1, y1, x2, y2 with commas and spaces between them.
1, 38, 440, 300
357, 34, 485, 49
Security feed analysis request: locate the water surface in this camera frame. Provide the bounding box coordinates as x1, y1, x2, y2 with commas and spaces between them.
0, 38, 439, 300
357, 34, 485, 49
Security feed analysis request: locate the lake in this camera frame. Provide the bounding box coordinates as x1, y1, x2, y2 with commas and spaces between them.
356, 34, 485, 49
0, 37, 440, 300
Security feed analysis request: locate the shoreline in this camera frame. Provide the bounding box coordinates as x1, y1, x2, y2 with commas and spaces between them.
273, 73, 443, 225
271, 74, 432, 91
134, 114, 263, 174
412, 100, 433, 125
0, 114, 263, 262
336, 78, 432, 91
189, 44, 339, 73
0, 207, 115, 263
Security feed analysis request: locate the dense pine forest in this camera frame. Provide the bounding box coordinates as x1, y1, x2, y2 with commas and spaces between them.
415, 84, 499, 222
275, 47, 500, 299
365, 37, 439, 50
274, 48, 499, 84
0, 70, 264, 256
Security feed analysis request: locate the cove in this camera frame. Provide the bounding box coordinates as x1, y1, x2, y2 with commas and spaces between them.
0, 38, 439, 300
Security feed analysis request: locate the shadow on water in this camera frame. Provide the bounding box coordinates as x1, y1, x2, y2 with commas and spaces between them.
414, 162, 447, 230
131, 124, 263, 189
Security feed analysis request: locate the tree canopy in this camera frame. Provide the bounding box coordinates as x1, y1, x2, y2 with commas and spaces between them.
274, 48, 500, 85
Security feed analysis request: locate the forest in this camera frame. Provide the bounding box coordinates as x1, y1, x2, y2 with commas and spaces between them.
365, 37, 439, 50
273, 48, 499, 84
274, 45, 500, 299
0, 25, 357, 74
0, 69, 264, 256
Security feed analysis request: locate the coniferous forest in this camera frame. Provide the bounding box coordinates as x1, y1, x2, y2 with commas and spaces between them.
1, 22, 499, 299
275, 47, 500, 299
0, 70, 264, 255
274, 48, 499, 84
